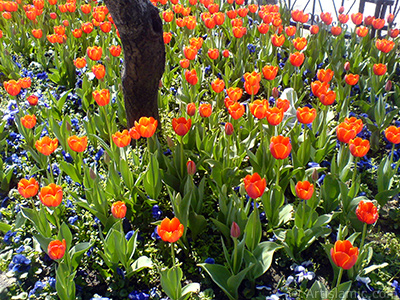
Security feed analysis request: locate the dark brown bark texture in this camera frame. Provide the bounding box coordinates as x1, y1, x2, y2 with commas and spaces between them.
104, 0, 165, 129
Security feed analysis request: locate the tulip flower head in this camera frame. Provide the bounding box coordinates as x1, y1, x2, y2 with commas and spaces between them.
67, 135, 88, 152
331, 240, 358, 270
48, 239, 66, 260
172, 117, 192, 136
349, 138, 370, 157
157, 217, 184, 243
295, 180, 314, 200
35, 137, 58, 156
21, 114, 37, 129
39, 183, 63, 207
93, 89, 110, 106
112, 130, 131, 147
356, 200, 378, 224
18, 178, 39, 198
270, 135, 291, 159
199, 103, 212, 118
336, 122, 357, 143
230, 221, 240, 238
297, 107, 316, 124
243, 173, 266, 199
385, 126, 400, 144
111, 201, 127, 218
134, 117, 158, 138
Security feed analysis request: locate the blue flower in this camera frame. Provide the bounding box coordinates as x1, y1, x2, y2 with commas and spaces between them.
68, 215, 79, 225
16, 245, 25, 253
151, 227, 161, 240
152, 205, 162, 220
247, 44, 256, 54
8, 254, 31, 272
95, 148, 104, 161
205, 257, 215, 264
125, 230, 135, 241
86, 247, 94, 257
129, 290, 150, 300
48, 277, 56, 289
4, 230, 16, 244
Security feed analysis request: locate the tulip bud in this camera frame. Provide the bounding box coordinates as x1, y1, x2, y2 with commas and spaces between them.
166, 136, 175, 148
387, 13, 394, 24
272, 87, 279, 98
187, 160, 196, 175
225, 122, 234, 135
312, 168, 319, 181
104, 151, 111, 164
230, 221, 240, 238
344, 61, 350, 71
159, 80, 163, 88
222, 49, 230, 57
338, 6, 344, 14
90, 168, 97, 180
66, 121, 72, 132
385, 80, 392, 91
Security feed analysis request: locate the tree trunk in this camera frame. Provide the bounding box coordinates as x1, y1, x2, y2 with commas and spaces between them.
104, 0, 165, 129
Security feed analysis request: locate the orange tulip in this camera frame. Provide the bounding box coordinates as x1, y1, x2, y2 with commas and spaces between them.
292, 37, 307, 51
129, 126, 141, 140
3, 80, 21, 96
338, 14, 349, 24
72, 29, 83, 38
356, 26, 368, 37
356, 200, 378, 224
92, 64, 105, 80
67, 135, 88, 152
364, 15, 375, 26
21, 114, 37, 129
351, 12, 363, 25
112, 130, 131, 147
18, 178, 39, 198
344, 117, 363, 134
244, 71, 261, 86
226, 87, 243, 101
319, 90, 336, 106
87, 46, 102, 61
184, 46, 197, 60
385, 126, 400, 144
39, 183, 63, 207
317, 69, 334, 83
74, 57, 86, 69
35, 137, 58, 156
176, 17, 187, 28
163, 10, 173, 22
199, 103, 212, 118
186, 103, 196, 116
185, 69, 198, 85
310, 25, 319, 34
289, 52, 304, 67
134, 117, 158, 138
276, 98, 290, 112
179, 59, 190, 69
157, 217, 184, 243
81, 22, 94, 33
111, 201, 127, 218
81, 4, 91, 14
190, 37, 203, 50
373, 63, 387, 76
172, 117, 192, 136
243, 173, 266, 199
262, 65, 278, 80
163, 32, 172, 44
285, 25, 296, 36
320, 12, 332, 25
48, 239, 66, 260
18, 77, 31, 89
376, 39, 395, 53
208, 48, 219, 60
311, 80, 329, 98
390, 28, 399, 38
296, 107, 316, 124
349, 138, 370, 157
331, 240, 358, 270
211, 78, 225, 93
32, 29, 43, 38
249, 99, 268, 119
258, 23, 269, 34
331, 26, 342, 36
344, 74, 359, 85
295, 180, 314, 200
27, 95, 39, 106
106, 45, 120, 57
231, 18, 243, 27
232, 26, 246, 38
228, 102, 245, 120
372, 18, 384, 30
336, 123, 357, 143
266, 107, 283, 126
92, 89, 110, 106
270, 135, 291, 159
271, 34, 285, 47
291, 9, 305, 22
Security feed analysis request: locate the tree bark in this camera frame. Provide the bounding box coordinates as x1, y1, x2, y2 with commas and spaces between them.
104, 0, 165, 129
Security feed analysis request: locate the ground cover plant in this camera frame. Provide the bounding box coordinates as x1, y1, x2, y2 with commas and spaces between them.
0, 0, 400, 299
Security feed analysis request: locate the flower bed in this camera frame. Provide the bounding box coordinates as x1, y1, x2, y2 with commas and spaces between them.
0, 0, 400, 299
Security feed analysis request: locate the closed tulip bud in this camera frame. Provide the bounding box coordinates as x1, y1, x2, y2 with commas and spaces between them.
387, 13, 394, 24
104, 151, 111, 164
225, 122, 234, 135
344, 61, 350, 71
187, 160, 196, 175
66, 121, 72, 132
385, 80, 392, 91
187, 102, 196, 116
312, 168, 319, 181
89, 168, 97, 180
166, 136, 175, 148
272, 87, 279, 98
339, 6, 344, 14
230, 221, 240, 238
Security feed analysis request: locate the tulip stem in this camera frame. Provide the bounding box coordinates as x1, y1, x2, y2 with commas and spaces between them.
180, 137, 185, 179
352, 157, 359, 187
275, 159, 282, 187
48, 157, 54, 182
232, 237, 238, 275
171, 242, 176, 268
359, 222, 368, 253
336, 267, 344, 288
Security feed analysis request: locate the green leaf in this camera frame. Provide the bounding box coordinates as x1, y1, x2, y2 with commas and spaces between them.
198, 264, 236, 300
328, 281, 352, 300
0, 221, 11, 233
244, 207, 262, 253
160, 266, 183, 300
180, 283, 200, 300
